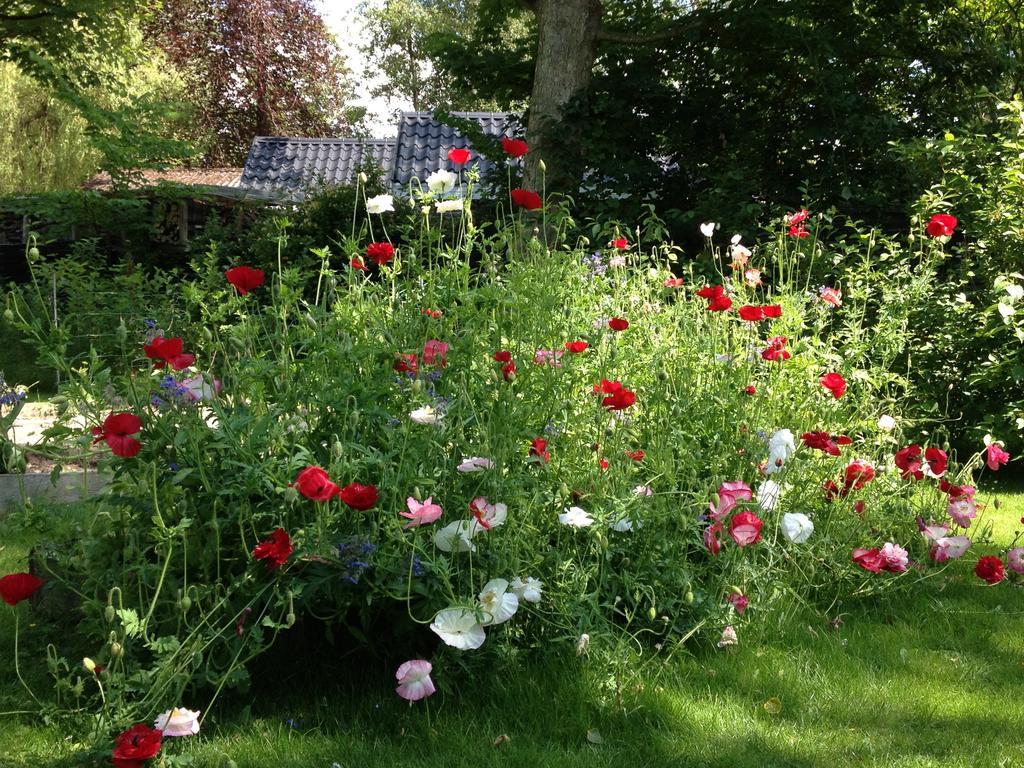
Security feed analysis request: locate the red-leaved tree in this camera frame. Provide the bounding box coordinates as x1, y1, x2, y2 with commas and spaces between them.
147, 0, 360, 165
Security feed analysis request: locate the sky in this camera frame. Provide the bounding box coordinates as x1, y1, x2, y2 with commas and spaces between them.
317, 0, 410, 136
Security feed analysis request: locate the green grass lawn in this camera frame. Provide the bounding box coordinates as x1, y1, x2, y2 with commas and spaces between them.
1, 488, 1021, 768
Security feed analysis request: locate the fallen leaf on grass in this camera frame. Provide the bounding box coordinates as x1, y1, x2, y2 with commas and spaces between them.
586, 729, 603, 744
763, 697, 782, 715
493, 734, 510, 747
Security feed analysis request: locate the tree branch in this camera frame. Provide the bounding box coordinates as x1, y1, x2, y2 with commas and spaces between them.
596, 16, 703, 45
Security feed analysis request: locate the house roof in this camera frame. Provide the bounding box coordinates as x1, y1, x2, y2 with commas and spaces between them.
391, 111, 511, 189
239, 137, 395, 201
83, 168, 244, 191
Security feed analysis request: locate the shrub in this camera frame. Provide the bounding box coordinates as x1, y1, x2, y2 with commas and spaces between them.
3, 188, 1011, 758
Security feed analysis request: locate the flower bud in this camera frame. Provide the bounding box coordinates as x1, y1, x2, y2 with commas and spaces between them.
104, 605, 116, 624
180, 595, 192, 614
83, 657, 96, 673
110, 642, 123, 658
202, 326, 213, 342
4, 308, 15, 323
647, 606, 657, 621
657, 370, 669, 381
411, 379, 423, 394
286, 612, 296, 627
684, 590, 695, 604
539, 159, 547, 173
28, 246, 39, 260
358, 172, 368, 184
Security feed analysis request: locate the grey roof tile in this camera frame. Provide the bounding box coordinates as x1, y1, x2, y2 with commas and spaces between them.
240, 137, 396, 201
390, 112, 512, 189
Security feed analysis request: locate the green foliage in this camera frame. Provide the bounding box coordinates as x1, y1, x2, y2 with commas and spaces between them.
891, 99, 1024, 454
5, 189, 999, 753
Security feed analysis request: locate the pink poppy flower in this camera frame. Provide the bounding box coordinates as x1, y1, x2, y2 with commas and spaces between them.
880, 542, 909, 572
422, 339, 449, 367
947, 498, 977, 528
533, 348, 564, 367
1006, 547, 1024, 574
930, 535, 971, 562
985, 438, 1010, 471
852, 547, 885, 573
818, 286, 842, 306
395, 660, 436, 701
729, 511, 763, 546
704, 521, 723, 555
726, 592, 749, 615
401, 497, 443, 529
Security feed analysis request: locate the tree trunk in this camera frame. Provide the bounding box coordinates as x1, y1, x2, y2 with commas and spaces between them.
523, 0, 603, 192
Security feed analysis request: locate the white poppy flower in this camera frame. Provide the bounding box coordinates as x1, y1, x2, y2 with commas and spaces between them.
559, 506, 594, 527
409, 405, 441, 425
700, 222, 716, 238
435, 198, 464, 214
154, 707, 201, 737
366, 194, 394, 214
434, 520, 475, 552
426, 169, 457, 194
511, 576, 543, 604
477, 579, 519, 625
730, 234, 743, 245
877, 414, 896, 431
457, 456, 495, 472
780, 512, 814, 543
611, 517, 641, 532
632, 485, 653, 496
181, 374, 219, 402
430, 608, 486, 650
757, 480, 782, 512
468, 497, 507, 532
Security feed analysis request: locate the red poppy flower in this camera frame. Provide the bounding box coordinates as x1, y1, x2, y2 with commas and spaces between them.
787, 223, 809, 238
339, 482, 378, 511
292, 466, 340, 502
350, 256, 367, 271
421, 308, 442, 319
844, 459, 875, 491
625, 449, 645, 461
564, 341, 588, 353
789, 209, 810, 225
225, 266, 265, 296
112, 723, 163, 767
501, 361, 516, 380
501, 137, 528, 158
819, 372, 847, 399
143, 336, 195, 370
696, 284, 732, 312
252, 528, 293, 571
91, 412, 142, 458
493, 350, 512, 364
761, 336, 790, 362
852, 547, 885, 573
801, 431, 852, 457
894, 445, 924, 480
761, 304, 782, 318
975, 555, 1005, 584
529, 438, 550, 463
925, 446, 948, 476
448, 147, 471, 165
853, 500, 866, 516
738, 305, 765, 322
608, 317, 629, 331
610, 237, 628, 249
598, 457, 609, 471
823, 479, 841, 501
744, 385, 757, 395
664, 277, 684, 288
0, 573, 44, 605
366, 242, 395, 265
394, 353, 418, 374
510, 188, 542, 210
594, 379, 636, 410
926, 213, 957, 238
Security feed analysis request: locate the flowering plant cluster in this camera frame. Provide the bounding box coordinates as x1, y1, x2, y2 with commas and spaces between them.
4, 172, 1016, 753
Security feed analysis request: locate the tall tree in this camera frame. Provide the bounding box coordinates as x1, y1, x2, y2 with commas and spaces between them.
359, 0, 481, 114
148, 0, 362, 166
1, 0, 193, 180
